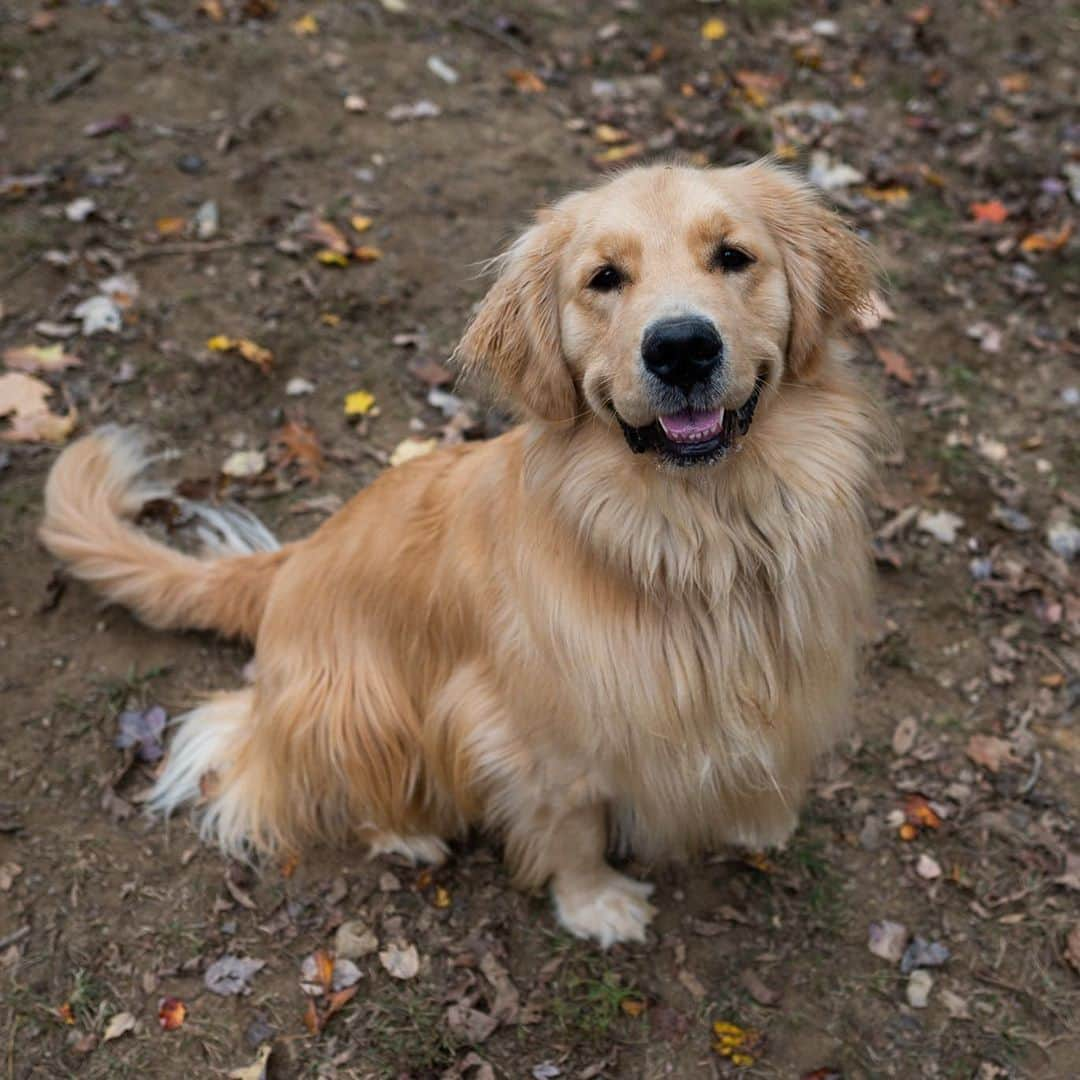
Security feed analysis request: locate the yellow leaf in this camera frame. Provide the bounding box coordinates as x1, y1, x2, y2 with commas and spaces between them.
352, 245, 382, 262
592, 142, 644, 165
594, 123, 628, 145
207, 336, 272, 373
316, 249, 349, 267
620, 998, 646, 1018
344, 390, 376, 416
156, 216, 186, 237
433, 886, 451, 909
320, 312, 341, 326
291, 13, 318, 36
350, 214, 373, 233
389, 436, 438, 467
701, 17, 727, 41
861, 185, 911, 205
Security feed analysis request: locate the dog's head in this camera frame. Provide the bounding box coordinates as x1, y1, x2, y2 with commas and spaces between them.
458, 161, 874, 467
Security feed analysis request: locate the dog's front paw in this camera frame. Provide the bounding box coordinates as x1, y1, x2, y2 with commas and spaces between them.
553, 871, 656, 948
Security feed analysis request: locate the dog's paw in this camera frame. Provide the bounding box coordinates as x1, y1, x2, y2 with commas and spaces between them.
366, 831, 448, 867
553, 872, 656, 948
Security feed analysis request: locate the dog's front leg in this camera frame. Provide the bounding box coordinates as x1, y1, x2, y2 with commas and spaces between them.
504, 793, 655, 948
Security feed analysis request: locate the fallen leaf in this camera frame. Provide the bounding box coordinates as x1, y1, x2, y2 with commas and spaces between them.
57, 1003, 75, 1025
352, 245, 382, 262
0, 372, 77, 444
115, 705, 167, 763
1019, 223, 1073, 253
970, 200, 1008, 224
620, 998, 646, 1018
940, 988, 971, 1019
594, 123, 629, 145
901, 937, 950, 973
28, 10, 58, 31
207, 336, 273, 375
222, 450, 267, 480
335, 920, 379, 960
917, 509, 963, 545
700, 17, 727, 40
302, 999, 319, 1035
291, 13, 318, 35
273, 420, 324, 483
903, 793, 942, 831
906, 969, 933, 1008
874, 344, 915, 385
592, 143, 645, 166
389, 436, 438, 467
300, 949, 335, 995
965, 734, 1020, 774
331, 958, 361, 992
204, 955, 267, 996
102, 1011, 137, 1042
227, 1044, 272, 1080
507, 68, 546, 94
350, 214, 373, 233
316, 248, 349, 267
862, 184, 911, 205
158, 996, 186, 1031
892, 716, 918, 755
344, 389, 376, 416
1065, 924, 1080, 974
156, 216, 186, 237
868, 920, 908, 962
445, 1003, 499, 1044
73, 295, 121, 335
916, 853, 942, 880
379, 942, 420, 980
479, 953, 519, 1023
3, 344, 81, 374
0, 862, 22, 891
712, 1020, 763, 1068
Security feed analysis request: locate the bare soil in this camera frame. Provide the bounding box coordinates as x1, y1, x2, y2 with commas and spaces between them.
1, 2, 1077, 1078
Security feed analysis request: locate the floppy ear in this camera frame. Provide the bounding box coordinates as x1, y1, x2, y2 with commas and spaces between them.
749, 164, 875, 378
456, 211, 578, 422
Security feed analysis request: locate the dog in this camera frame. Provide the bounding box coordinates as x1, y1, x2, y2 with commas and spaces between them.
39, 160, 880, 947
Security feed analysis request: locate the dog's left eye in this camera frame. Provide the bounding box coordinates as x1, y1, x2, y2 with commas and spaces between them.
713, 246, 754, 273
587, 265, 625, 292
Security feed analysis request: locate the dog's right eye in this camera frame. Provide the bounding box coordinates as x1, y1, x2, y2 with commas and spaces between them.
587, 265, 625, 292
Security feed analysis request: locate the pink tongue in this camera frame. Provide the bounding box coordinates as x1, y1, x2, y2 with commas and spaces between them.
658, 408, 724, 440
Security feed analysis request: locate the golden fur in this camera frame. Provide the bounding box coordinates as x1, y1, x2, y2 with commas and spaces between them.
39, 162, 879, 946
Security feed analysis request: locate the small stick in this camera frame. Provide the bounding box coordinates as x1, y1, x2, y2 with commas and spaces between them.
0, 926, 29, 950
45, 57, 102, 103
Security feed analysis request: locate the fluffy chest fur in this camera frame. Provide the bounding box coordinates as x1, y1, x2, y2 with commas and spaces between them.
478, 373, 877, 854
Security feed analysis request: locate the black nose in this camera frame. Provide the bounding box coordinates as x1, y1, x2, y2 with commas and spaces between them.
641, 317, 724, 390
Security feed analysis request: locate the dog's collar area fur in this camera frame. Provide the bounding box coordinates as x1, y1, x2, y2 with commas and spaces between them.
616, 373, 765, 466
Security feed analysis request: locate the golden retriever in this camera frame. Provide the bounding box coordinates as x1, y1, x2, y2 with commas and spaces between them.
39, 161, 879, 946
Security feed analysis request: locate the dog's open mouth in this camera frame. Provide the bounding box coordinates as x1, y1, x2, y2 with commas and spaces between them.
618, 374, 765, 465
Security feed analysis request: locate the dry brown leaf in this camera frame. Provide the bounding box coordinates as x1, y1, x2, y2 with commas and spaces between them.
273, 420, 324, 483
506, 68, 546, 93
306, 219, 350, 254
874, 344, 915, 386
0, 372, 77, 443
965, 734, 1020, 773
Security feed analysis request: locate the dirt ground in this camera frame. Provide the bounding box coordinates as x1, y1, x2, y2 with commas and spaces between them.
1, 1, 1078, 1077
